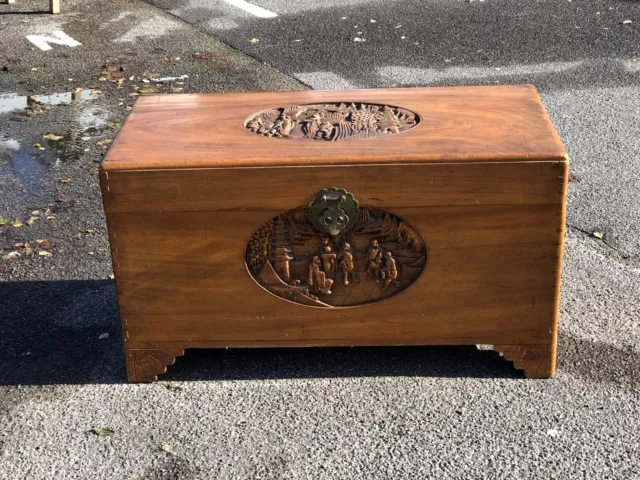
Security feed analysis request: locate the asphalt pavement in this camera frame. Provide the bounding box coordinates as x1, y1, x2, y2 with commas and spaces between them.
1, 0, 639, 478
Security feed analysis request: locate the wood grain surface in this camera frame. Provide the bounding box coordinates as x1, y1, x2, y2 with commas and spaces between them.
102, 162, 567, 369
101, 85, 567, 171
101, 85, 568, 380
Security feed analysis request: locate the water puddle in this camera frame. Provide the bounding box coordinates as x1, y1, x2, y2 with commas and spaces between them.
0, 89, 99, 115
0, 89, 112, 204
0, 136, 54, 202
78, 106, 108, 133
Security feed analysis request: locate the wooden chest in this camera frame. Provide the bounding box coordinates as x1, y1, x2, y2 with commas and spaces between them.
100, 85, 568, 382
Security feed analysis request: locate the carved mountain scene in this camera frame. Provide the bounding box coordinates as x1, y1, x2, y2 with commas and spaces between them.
245, 206, 428, 308
245, 103, 420, 142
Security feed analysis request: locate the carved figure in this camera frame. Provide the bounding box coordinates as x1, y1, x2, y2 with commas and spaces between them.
338, 243, 358, 286
246, 117, 262, 132
381, 251, 400, 292
320, 235, 334, 252
367, 251, 384, 282
318, 120, 334, 140
304, 113, 322, 138
271, 113, 295, 137
321, 245, 337, 279
366, 239, 382, 279
309, 256, 333, 295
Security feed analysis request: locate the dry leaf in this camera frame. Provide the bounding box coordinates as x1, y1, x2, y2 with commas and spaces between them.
108, 273, 115, 280
90, 428, 115, 437
159, 444, 172, 452
622, 19, 632, 24
138, 87, 159, 94
172, 87, 184, 93
36, 239, 53, 249
43, 134, 63, 141
593, 231, 604, 239
14, 243, 25, 248
24, 246, 34, 256
3, 251, 20, 260
192, 52, 221, 61
33, 143, 45, 150
86, 228, 95, 233
96, 139, 113, 147
249, 38, 260, 45
117, 52, 137, 61
46, 215, 56, 221
38, 251, 53, 257
26, 216, 38, 226
59, 178, 72, 183
11, 219, 23, 228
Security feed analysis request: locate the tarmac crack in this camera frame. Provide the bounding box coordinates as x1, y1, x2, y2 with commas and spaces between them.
566, 223, 631, 260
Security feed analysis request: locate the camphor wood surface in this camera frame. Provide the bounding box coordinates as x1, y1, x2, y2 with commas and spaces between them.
126, 349, 185, 383
101, 85, 566, 171
101, 85, 568, 382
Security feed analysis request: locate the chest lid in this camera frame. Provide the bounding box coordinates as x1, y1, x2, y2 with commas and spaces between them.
101, 85, 566, 171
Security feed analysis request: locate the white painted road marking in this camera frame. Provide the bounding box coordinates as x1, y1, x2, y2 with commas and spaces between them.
26, 31, 82, 51
222, 0, 277, 18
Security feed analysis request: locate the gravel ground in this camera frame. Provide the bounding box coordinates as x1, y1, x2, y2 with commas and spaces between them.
1, 0, 639, 479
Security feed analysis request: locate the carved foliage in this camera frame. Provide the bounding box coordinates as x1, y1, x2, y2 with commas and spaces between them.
244, 103, 420, 141
245, 206, 428, 308
494, 344, 555, 378
126, 348, 185, 383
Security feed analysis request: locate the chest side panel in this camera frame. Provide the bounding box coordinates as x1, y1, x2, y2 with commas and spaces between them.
101, 161, 567, 349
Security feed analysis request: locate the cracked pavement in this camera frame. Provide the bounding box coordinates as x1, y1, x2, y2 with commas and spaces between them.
1, 0, 639, 478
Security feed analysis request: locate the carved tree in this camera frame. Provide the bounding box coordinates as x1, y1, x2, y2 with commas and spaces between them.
271, 217, 293, 282
398, 221, 426, 253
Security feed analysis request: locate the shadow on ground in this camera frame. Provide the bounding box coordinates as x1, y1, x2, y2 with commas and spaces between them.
1, 280, 638, 387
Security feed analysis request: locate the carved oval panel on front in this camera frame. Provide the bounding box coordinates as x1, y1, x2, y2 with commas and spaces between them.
244, 103, 420, 141
245, 205, 428, 308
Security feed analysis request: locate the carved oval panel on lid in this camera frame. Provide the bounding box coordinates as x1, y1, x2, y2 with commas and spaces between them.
245, 188, 428, 308
244, 103, 420, 141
